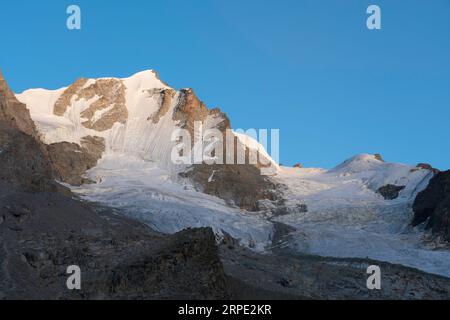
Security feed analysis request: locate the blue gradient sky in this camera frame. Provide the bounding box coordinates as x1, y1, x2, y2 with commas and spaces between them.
1, 0, 449, 169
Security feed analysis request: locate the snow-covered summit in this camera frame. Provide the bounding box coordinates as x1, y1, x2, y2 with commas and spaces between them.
329, 153, 384, 174
121, 69, 169, 90
16, 70, 279, 175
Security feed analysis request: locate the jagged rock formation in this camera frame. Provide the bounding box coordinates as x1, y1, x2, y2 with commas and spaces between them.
0, 70, 40, 139
173, 88, 231, 136
413, 170, 450, 242
377, 184, 405, 200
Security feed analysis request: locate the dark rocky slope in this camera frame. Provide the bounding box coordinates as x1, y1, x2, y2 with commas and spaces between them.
413, 170, 450, 242
0, 189, 231, 300
0, 71, 66, 194
220, 241, 450, 300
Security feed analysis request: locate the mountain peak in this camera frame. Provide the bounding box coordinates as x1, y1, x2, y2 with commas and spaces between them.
329, 153, 384, 174
124, 69, 169, 89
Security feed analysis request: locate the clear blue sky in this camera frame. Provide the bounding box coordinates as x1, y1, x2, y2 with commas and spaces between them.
1, 0, 449, 169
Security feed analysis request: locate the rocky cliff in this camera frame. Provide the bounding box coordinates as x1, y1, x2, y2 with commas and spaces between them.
413, 170, 450, 242
0, 71, 66, 194
0, 70, 40, 139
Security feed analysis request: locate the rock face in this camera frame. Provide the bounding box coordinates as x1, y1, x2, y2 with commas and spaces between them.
413, 170, 450, 242
0, 70, 40, 139
374, 153, 384, 162
171, 89, 281, 209
182, 164, 282, 211
54, 78, 128, 131
377, 184, 406, 200
47, 136, 105, 185
149, 88, 176, 123
173, 88, 230, 136
0, 124, 65, 193
0, 70, 66, 194
416, 163, 440, 174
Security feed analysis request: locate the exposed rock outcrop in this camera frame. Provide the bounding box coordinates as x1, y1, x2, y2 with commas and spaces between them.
54, 78, 128, 131
173, 88, 230, 137
0, 70, 67, 194
374, 153, 384, 162
182, 164, 282, 211
377, 184, 406, 200
416, 163, 440, 174
54, 78, 88, 116
413, 170, 450, 242
47, 136, 105, 185
172, 88, 280, 209
0, 70, 40, 139
79, 79, 128, 131
149, 88, 176, 123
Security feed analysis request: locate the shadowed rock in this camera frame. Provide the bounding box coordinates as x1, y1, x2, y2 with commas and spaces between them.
413, 170, 450, 242
47, 136, 105, 185
377, 184, 405, 200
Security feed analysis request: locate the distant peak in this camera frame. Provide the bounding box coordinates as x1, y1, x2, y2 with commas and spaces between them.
345, 153, 381, 162
329, 153, 384, 174
124, 69, 170, 89
129, 69, 157, 78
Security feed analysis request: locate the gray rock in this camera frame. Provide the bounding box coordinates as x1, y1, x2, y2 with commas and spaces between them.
377, 184, 406, 200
